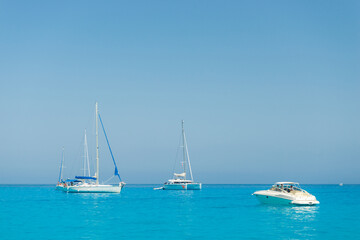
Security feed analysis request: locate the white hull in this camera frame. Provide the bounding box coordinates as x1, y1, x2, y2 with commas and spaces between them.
64, 183, 125, 193
163, 184, 187, 190
162, 182, 202, 190
254, 193, 293, 205
253, 190, 319, 205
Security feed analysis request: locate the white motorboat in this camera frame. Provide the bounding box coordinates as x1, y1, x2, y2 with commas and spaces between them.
62, 102, 125, 193
253, 182, 319, 205
156, 121, 202, 190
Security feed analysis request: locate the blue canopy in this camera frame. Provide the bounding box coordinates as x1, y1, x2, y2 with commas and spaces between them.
75, 176, 97, 180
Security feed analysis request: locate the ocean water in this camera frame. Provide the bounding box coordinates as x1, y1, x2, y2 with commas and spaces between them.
0, 184, 359, 239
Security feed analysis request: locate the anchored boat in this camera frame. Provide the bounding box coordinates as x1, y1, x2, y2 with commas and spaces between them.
61, 102, 125, 193
253, 182, 319, 205
55, 147, 65, 190
156, 120, 202, 190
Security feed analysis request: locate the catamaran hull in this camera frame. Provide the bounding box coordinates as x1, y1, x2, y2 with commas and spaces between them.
162, 183, 202, 190
187, 183, 202, 190
163, 184, 187, 190
64, 184, 124, 193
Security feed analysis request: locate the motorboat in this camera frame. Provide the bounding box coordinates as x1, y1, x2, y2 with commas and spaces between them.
253, 182, 319, 205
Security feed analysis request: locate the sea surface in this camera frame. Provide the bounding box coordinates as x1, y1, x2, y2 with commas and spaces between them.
0, 184, 359, 239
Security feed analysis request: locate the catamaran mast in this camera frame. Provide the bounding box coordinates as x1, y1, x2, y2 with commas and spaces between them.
95, 102, 99, 185
182, 120, 186, 179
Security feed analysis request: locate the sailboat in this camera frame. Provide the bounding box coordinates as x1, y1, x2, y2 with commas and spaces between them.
157, 120, 202, 190
62, 102, 125, 193
55, 147, 65, 190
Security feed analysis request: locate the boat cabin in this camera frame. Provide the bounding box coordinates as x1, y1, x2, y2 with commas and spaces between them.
165, 172, 193, 185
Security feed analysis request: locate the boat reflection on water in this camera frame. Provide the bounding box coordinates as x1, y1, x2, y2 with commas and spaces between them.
258, 204, 319, 238
261, 204, 319, 220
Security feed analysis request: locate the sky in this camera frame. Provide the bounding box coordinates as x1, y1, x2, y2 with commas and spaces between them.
0, 0, 359, 184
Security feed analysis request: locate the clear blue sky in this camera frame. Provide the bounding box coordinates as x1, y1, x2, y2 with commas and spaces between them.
0, 0, 359, 184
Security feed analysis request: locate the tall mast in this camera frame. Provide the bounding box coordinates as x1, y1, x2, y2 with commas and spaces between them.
83, 130, 86, 176
96, 102, 99, 184
182, 120, 186, 179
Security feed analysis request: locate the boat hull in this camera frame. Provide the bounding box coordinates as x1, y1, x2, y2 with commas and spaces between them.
253, 190, 319, 205
64, 184, 124, 193
291, 200, 320, 205
162, 183, 202, 190
163, 184, 187, 190
187, 183, 202, 190
254, 193, 293, 205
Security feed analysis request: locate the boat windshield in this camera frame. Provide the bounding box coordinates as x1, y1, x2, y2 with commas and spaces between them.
270, 183, 302, 193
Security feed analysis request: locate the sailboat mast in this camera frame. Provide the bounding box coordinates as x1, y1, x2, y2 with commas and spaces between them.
182, 120, 186, 179
83, 130, 86, 176
96, 102, 99, 185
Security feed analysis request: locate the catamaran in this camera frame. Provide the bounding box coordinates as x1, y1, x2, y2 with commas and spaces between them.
156, 121, 202, 190
62, 102, 125, 193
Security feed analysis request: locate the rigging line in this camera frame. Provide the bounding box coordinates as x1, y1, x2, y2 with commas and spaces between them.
58, 147, 64, 182
183, 132, 194, 182
103, 175, 115, 184
171, 133, 182, 176
98, 113, 122, 182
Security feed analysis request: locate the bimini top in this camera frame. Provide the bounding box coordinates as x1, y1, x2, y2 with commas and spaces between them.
275, 182, 299, 185
174, 173, 186, 178
65, 179, 82, 182
75, 176, 97, 180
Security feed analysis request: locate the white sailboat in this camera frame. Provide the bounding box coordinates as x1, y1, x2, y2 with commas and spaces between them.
63, 102, 125, 193
55, 147, 65, 190
157, 120, 202, 190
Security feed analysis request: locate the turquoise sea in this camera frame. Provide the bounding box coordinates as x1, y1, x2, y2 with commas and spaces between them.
0, 184, 359, 239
